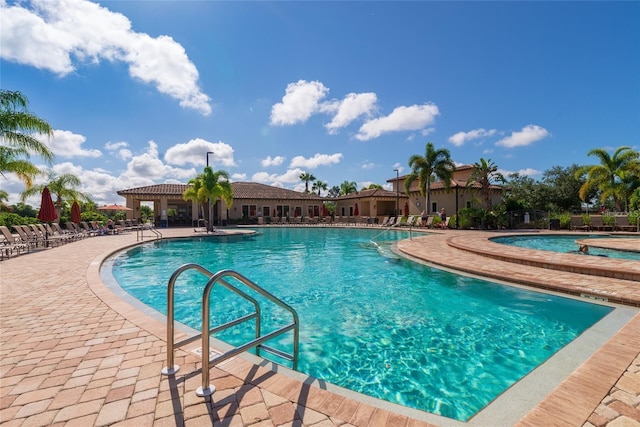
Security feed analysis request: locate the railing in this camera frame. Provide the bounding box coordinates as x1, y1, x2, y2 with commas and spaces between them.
161, 264, 299, 397
136, 224, 162, 241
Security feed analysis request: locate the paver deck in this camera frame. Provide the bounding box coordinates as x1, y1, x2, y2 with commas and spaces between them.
1, 227, 638, 426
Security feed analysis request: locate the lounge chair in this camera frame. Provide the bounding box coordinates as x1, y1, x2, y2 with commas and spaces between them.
34, 224, 67, 246
379, 216, 390, 227
615, 215, 638, 232
0, 225, 30, 258
589, 215, 613, 232
45, 223, 74, 243
424, 216, 434, 228
570, 216, 590, 231
13, 225, 44, 248
400, 215, 415, 227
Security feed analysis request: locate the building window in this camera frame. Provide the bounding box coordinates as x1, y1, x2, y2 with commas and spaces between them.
431, 202, 438, 214
242, 205, 257, 218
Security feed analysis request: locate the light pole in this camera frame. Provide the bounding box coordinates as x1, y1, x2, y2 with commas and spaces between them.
394, 169, 399, 217
206, 151, 214, 167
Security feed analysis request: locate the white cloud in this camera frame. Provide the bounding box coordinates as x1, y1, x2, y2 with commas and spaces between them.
270, 80, 330, 125
448, 128, 498, 147
0, 0, 211, 115
289, 153, 342, 169
496, 125, 549, 148
164, 138, 236, 168
261, 155, 285, 167
123, 141, 196, 182
355, 103, 440, 141
518, 168, 541, 177
252, 168, 305, 187
361, 162, 375, 170
104, 141, 128, 150
325, 92, 377, 134
37, 129, 102, 158
231, 173, 247, 181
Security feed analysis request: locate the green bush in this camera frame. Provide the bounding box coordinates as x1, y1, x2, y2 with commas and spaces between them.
0, 212, 39, 228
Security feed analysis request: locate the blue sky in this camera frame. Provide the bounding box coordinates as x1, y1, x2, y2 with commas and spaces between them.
2, 0, 639, 206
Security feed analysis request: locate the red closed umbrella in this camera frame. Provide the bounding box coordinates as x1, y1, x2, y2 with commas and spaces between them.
71, 201, 82, 224
322, 204, 328, 217
404, 202, 409, 217
273, 208, 277, 217
354, 203, 359, 216
37, 187, 58, 222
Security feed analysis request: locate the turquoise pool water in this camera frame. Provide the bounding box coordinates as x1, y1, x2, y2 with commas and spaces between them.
491, 234, 640, 260
109, 228, 612, 421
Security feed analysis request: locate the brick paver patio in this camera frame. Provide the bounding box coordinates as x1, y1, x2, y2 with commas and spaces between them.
1, 227, 638, 426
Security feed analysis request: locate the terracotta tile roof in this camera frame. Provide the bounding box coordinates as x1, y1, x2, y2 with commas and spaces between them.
117, 182, 324, 200
231, 182, 323, 200
404, 179, 503, 193
335, 188, 408, 200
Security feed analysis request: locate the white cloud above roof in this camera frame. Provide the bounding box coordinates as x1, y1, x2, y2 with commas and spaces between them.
164, 138, 236, 168
289, 153, 342, 169
496, 125, 549, 148
41, 129, 102, 158
354, 103, 440, 141
0, 0, 211, 115
261, 155, 285, 167
448, 128, 498, 147
325, 92, 378, 134
270, 80, 330, 125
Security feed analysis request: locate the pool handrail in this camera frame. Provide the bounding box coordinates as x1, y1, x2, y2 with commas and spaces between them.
161, 264, 300, 397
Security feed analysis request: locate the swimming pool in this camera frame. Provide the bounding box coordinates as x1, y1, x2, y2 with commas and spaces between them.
109, 228, 612, 421
490, 234, 640, 260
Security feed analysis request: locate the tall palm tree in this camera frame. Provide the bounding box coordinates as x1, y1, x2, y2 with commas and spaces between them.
312, 180, 327, 196
340, 180, 358, 195
184, 166, 233, 231
21, 172, 90, 218
0, 90, 54, 188
575, 146, 640, 211
299, 172, 316, 193
405, 142, 455, 213
466, 158, 505, 210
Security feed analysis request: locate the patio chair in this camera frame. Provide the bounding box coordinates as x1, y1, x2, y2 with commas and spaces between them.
34, 224, 67, 246
570, 216, 590, 231
614, 215, 638, 232
589, 215, 613, 232
423, 216, 434, 229
13, 225, 43, 247
0, 225, 31, 258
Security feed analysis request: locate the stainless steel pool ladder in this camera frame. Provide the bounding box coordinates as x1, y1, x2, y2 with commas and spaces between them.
161, 264, 300, 397
136, 224, 162, 241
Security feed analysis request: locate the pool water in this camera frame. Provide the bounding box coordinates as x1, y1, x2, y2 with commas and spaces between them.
491, 234, 640, 260
109, 228, 612, 421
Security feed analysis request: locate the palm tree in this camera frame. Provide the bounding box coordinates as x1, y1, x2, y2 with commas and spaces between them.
312, 180, 328, 196
340, 180, 358, 195
184, 166, 233, 231
183, 174, 206, 221
299, 172, 316, 193
404, 142, 455, 213
467, 158, 505, 210
575, 146, 640, 211
0, 189, 9, 211
0, 90, 54, 188
21, 172, 90, 218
